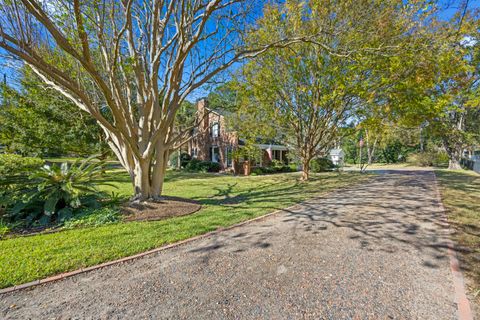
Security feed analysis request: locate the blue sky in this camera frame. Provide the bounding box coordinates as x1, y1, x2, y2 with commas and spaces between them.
0, 0, 478, 98
438, 0, 480, 19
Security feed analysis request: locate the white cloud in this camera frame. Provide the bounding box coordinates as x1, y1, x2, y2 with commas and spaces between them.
460, 35, 477, 47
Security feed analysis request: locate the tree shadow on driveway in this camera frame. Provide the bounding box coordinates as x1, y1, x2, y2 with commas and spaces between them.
188, 171, 470, 274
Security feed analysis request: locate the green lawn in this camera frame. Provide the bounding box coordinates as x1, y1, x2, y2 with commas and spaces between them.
0, 171, 366, 288
435, 169, 480, 302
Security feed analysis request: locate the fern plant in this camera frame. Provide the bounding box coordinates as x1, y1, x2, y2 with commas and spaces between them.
1, 157, 114, 226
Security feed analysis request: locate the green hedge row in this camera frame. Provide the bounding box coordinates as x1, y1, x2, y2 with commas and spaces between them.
0, 154, 44, 176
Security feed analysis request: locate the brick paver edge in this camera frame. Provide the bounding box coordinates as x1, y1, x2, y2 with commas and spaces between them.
433, 171, 474, 320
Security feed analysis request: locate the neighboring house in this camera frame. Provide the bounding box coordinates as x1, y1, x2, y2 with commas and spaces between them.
329, 148, 345, 166
188, 98, 289, 173
460, 148, 480, 174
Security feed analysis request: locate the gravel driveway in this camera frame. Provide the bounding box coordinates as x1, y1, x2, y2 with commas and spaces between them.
1, 171, 458, 319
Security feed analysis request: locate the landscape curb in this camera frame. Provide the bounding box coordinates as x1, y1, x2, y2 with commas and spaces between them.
433, 171, 474, 320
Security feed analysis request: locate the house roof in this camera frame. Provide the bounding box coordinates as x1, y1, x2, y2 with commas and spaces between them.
200, 98, 288, 148
329, 148, 344, 156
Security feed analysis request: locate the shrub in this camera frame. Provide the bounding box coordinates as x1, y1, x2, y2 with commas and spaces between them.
250, 165, 294, 175
310, 157, 335, 173
271, 159, 283, 167
1, 157, 112, 226
184, 159, 221, 172
436, 152, 450, 166
184, 158, 201, 171
406, 153, 430, 166
289, 163, 299, 171
205, 161, 221, 172
251, 167, 263, 175
0, 155, 44, 213
180, 153, 192, 168
407, 151, 449, 167
0, 154, 44, 176
282, 165, 296, 172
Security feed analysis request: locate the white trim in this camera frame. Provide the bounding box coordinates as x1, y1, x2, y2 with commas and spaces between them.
211, 122, 220, 138
211, 146, 220, 163
255, 144, 288, 151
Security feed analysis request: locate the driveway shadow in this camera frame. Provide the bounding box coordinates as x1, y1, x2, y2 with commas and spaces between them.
189, 171, 469, 273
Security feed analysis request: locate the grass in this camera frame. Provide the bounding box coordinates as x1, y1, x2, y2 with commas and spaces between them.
0, 170, 366, 288
435, 169, 480, 302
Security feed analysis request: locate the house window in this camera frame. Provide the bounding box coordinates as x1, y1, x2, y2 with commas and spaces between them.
281, 150, 285, 162
211, 146, 220, 163
211, 122, 220, 138
273, 150, 281, 161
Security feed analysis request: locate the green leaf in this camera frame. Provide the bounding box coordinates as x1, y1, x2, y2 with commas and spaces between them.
57, 207, 73, 222
43, 196, 59, 216
38, 215, 51, 226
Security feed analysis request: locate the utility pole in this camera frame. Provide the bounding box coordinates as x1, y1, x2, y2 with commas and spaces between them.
419, 121, 428, 152
359, 135, 364, 171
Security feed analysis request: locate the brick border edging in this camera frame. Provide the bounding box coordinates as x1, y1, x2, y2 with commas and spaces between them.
432, 172, 474, 320
0, 174, 369, 296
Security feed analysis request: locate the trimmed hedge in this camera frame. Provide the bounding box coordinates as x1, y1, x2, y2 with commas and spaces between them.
0, 154, 44, 176
184, 159, 221, 172
251, 165, 295, 175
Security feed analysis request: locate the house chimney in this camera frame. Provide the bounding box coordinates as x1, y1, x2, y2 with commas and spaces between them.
197, 98, 209, 130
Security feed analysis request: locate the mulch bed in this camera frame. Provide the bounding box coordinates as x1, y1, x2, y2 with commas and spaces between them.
121, 196, 202, 222
0, 197, 201, 239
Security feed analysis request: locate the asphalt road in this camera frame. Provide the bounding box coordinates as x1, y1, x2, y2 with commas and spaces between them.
1, 171, 458, 319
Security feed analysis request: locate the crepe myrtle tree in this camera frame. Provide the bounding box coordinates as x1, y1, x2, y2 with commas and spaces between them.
237, 0, 434, 180
0, 0, 318, 200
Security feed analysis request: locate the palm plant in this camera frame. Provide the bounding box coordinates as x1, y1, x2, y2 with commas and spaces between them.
1, 156, 113, 226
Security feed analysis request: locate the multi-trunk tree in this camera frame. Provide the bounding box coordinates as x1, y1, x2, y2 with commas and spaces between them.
398, 7, 480, 170
429, 13, 480, 169
0, 0, 318, 200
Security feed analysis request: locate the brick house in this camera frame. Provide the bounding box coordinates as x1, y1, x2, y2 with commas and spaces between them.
188, 98, 289, 173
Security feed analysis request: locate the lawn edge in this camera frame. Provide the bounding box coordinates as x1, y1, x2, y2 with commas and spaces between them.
433, 171, 474, 320
0, 174, 369, 295
0, 207, 285, 295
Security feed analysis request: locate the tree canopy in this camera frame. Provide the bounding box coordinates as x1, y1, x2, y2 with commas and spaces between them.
0, 69, 104, 156
0, 0, 478, 196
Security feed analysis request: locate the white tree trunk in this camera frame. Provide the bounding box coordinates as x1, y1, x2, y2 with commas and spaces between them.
132, 158, 151, 200
107, 133, 170, 201
151, 144, 170, 197
448, 159, 462, 170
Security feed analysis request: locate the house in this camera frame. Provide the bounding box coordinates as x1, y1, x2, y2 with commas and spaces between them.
462, 147, 480, 173
188, 98, 289, 173
329, 148, 345, 166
